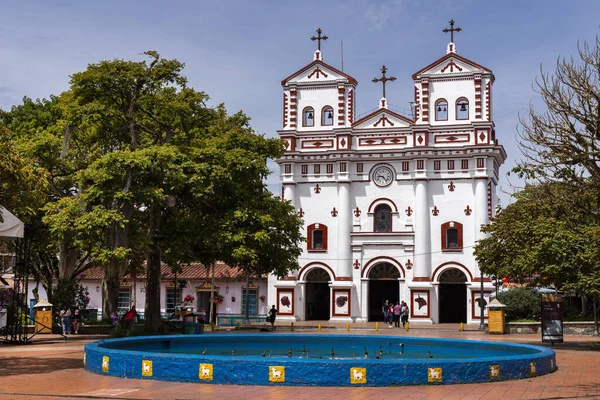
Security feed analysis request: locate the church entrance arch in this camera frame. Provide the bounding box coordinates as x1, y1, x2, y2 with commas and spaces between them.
438, 268, 467, 323
367, 262, 400, 321
305, 268, 331, 320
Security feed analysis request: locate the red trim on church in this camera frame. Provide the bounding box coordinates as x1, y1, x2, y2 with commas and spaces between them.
352, 107, 414, 128
412, 52, 492, 80
281, 60, 358, 86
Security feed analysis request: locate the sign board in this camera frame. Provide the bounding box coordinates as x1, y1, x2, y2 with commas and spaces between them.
541, 293, 563, 343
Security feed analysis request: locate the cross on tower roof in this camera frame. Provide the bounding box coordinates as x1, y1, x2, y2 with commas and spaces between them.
372, 65, 396, 99
311, 28, 328, 51
442, 19, 462, 43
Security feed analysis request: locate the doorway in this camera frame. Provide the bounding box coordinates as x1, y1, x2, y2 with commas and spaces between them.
305, 268, 331, 320
368, 263, 400, 321
438, 268, 467, 323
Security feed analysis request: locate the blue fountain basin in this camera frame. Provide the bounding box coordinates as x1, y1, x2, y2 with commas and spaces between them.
84, 333, 557, 386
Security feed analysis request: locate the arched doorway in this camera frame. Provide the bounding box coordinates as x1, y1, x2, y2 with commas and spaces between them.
305, 268, 331, 320
438, 268, 467, 323
368, 263, 400, 321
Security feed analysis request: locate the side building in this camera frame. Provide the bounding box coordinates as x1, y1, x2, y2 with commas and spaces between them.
268, 27, 505, 324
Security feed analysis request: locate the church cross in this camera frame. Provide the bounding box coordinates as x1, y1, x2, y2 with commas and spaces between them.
442, 19, 462, 43
372, 65, 396, 98
311, 28, 328, 51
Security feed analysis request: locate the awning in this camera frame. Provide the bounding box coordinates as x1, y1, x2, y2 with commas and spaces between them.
0, 207, 24, 239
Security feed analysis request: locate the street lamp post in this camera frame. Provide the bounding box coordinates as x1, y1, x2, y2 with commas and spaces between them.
479, 275, 485, 330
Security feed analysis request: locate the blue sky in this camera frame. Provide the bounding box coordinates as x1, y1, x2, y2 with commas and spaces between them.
1, 0, 599, 205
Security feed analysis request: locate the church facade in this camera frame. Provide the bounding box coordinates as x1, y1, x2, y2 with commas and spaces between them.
268, 26, 506, 324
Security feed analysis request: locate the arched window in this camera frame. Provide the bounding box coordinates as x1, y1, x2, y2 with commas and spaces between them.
307, 223, 328, 251
321, 106, 334, 126
441, 221, 463, 251
303, 107, 315, 127
374, 204, 392, 232
456, 98, 469, 120
435, 99, 448, 121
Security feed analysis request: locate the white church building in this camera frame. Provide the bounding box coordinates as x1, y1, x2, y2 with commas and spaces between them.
268, 25, 505, 324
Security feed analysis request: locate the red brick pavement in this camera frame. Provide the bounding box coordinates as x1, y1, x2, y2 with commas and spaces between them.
0, 324, 598, 400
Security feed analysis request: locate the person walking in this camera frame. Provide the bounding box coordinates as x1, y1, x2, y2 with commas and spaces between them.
401, 301, 409, 328
59, 305, 72, 335
268, 305, 278, 331
393, 302, 402, 327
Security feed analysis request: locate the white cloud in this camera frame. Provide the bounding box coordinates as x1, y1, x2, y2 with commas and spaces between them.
364, 0, 410, 31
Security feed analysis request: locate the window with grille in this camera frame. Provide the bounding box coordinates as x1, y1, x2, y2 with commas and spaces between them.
448, 160, 455, 170
326, 164, 333, 174
166, 288, 182, 315
461, 160, 468, 170
314, 164, 320, 174
117, 288, 131, 312
357, 163, 363, 173
402, 161, 409, 172
374, 204, 392, 232
301, 165, 308, 175
434, 160, 441, 171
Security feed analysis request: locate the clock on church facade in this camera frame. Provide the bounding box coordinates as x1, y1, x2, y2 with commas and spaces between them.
269, 23, 505, 324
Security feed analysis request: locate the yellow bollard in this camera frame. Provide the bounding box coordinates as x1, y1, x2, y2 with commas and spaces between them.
460, 322, 464, 332
375, 322, 379, 331
405, 322, 409, 332
291, 322, 294, 332
346, 323, 350, 332
318, 323, 322, 332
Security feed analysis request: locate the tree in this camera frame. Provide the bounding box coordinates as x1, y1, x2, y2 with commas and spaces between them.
474, 182, 600, 296
511, 36, 600, 303
514, 36, 600, 193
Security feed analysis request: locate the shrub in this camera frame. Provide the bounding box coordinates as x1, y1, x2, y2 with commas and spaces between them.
496, 287, 541, 321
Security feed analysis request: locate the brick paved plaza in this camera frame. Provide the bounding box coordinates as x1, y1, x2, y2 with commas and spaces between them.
0, 323, 598, 400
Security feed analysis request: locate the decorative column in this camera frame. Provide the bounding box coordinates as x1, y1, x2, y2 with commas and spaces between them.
337, 182, 352, 278
414, 180, 430, 280
475, 179, 489, 276
283, 185, 295, 207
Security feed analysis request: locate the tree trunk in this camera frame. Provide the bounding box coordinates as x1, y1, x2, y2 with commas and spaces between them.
102, 217, 128, 320
102, 259, 122, 320
144, 203, 162, 333
58, 238, 80, 280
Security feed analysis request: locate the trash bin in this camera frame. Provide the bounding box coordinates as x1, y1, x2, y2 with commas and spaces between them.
487, 298, 506, 334
183, 311, 202, 334
33, 300, 53, 334
184, 322, 199, 334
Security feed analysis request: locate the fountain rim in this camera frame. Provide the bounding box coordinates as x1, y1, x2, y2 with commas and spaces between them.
86, 333, 555, 364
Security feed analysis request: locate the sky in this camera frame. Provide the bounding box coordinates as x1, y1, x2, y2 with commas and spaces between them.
1, 0, 599, 206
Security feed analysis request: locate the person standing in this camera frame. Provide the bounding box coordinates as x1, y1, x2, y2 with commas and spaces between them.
59, 305, 72, 335
72, 309, 82, 334
268, 305, 278, 331
382, 300, 390, 323
387, 303, 395, 327
393, 302, 402, 328
198, 307, 206, 333
401, 301, 409, 328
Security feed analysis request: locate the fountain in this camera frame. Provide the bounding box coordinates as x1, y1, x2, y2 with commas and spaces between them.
84, 334, 556, 386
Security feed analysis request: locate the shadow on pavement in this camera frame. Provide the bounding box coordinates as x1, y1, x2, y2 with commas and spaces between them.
0, 356, 82, 376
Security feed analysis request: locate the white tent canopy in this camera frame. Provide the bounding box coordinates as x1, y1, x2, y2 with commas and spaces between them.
0, 207, 24, 239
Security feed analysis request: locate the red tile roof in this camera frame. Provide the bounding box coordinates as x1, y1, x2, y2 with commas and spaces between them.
78, 262, 248, 281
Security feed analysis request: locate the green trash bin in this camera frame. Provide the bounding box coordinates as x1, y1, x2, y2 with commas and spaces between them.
184, 322, 198, 334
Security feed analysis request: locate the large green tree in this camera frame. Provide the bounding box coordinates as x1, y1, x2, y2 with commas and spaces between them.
474, 183, 600, 297
2, 52, 303, 331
